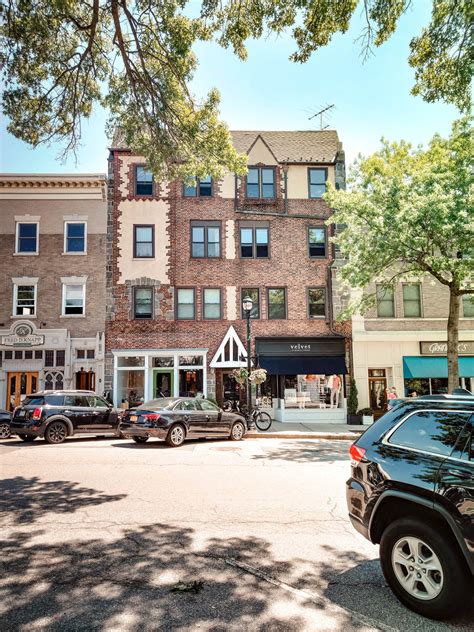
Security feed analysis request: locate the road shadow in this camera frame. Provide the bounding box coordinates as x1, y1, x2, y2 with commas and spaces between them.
250, 440, 351, 463
0, 476, 126, 526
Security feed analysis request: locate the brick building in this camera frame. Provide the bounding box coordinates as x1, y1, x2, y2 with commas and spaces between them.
353, 280, 474, 411
0, 174, 107, 410
105, 131, 351, 422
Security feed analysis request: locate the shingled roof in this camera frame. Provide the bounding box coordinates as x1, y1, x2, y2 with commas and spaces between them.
230, 130, 341, 164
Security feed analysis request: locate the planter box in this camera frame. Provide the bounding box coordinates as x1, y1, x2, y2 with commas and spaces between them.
362, 415, 374, 425
347, 414, 363, 425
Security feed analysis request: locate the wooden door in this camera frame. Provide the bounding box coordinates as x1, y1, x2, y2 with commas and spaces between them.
7, 372, 39, 411
368, 369, 387, 412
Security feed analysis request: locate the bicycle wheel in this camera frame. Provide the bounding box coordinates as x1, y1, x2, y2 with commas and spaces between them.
255, 411, 272, 431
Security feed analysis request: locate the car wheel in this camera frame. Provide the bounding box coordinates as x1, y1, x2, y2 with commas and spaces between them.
18, 434, 37, 442
380, 517, 470, 619
44, 421, 68, 445
132, 436, 148, 444
230, 421, 245, 441
165, 424, 185, 447
0, 422, 11, 439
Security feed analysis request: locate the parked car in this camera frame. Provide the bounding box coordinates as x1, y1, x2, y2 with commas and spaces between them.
387, 397, 407, 410
0, 409, 12, 439
119, 397, 247, 447
10, 390, 123, 444
346, 392, 474, 619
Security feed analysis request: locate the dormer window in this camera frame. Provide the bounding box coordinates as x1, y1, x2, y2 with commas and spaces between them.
246, 167, 275, 199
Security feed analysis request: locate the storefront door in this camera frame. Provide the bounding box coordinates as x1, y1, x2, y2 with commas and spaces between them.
368, 369, 387, 412
7, 372, 39, 411
154, 370, 173, 398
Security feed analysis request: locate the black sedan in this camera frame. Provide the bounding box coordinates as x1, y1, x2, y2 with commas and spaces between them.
119, 397, 247, 447
0, 409, 12, 439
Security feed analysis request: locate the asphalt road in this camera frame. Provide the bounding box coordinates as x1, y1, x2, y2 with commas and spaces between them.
1, 436, 473, 631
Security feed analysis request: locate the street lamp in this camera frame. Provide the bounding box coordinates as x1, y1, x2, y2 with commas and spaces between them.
242, 295, 254, 426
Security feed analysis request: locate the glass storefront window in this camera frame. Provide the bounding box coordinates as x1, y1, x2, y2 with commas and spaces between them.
282, 374, 343, 409
153, 356, 174, 368
179, 369, 203, 397
179, 355, 203, 366
117, 370, 145, 407
404, 379, 430, 397
117, 356, 145, 367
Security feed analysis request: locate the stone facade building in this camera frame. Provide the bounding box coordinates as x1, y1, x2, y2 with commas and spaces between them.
353, 280, 474, 411
105, 131, 351, 423
0, 174, 107, 410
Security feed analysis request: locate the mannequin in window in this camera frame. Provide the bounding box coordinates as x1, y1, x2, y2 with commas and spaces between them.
328, 374, 341, 408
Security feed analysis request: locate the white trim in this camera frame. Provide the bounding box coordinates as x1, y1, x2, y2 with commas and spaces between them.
15, 220, 39, 254
63, 220, 87, 254
210, 325, 248, 368
60, 275, 88, 284
61, 282, 86, 316
12, 282, 37, 317
12, 277, 39, 285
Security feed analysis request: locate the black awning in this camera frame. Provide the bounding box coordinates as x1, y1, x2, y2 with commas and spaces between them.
259, 355, 347, 375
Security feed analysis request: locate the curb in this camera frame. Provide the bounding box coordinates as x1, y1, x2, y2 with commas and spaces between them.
246, 431, 363, 440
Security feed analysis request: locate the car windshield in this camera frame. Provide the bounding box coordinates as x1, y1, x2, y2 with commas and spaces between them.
136, 398, 177, 410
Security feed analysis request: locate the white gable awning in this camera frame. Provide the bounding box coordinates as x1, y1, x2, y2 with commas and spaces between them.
210, 326, 249, 368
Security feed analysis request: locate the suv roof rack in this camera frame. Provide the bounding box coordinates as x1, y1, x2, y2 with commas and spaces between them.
418, 393, 474, 401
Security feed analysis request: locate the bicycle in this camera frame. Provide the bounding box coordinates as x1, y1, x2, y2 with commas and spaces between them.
222, 399, 272, 431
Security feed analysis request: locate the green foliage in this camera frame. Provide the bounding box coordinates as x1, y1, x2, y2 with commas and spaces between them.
347, 379, 359, 415
357, 408, 373, 416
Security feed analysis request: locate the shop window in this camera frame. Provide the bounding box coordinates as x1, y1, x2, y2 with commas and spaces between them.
179, 355, 203, 366
87, 349, 95, 359
388, 411, 470, 456
184, 176, 212, 197
135, 166, 153, 196
191, 222, 220, 258
133, 225, 154, 258
117, 369, 145, 407
241, 288, 259, 319
153, 356, 174, 367
15, 350, 23, 360
134, 287, 153, 319
44, 350, 54, 367
16, 222, 38, 254
267, 288, 286, 320
24, 350, 33, 360
176, 288, 195, 320
64, 222, 86, 253
56, 350, 65, 366
463, 295, 474, 317
246, 167, 275, 199
75, 368, 95, 391
203, 288, 221, 320
404, 378, 430, 397
117, 356, 145, 367
403, 284, 422, 317
308, 288, 326, 319
14, 284, 36, 316
376, 285, 395, 318
62, 283, 85, 315
240, 225, 269, 258
45, 371, 64, 391
35, 350, 42, 360
308, 168, 327, 198
308, 227, 326, 258
5, 351, 13, 360
179, 369, 203, 397
281, 374, 341, 409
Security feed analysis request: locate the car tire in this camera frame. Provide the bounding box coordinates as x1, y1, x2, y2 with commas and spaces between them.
230, 421, 245, 441
0, 422, 11, 439
18, 434, 37, 442
132, 436, 148, 444
380, 517, 470, 619
165, 424, 185, 447
44, 421, 68, 445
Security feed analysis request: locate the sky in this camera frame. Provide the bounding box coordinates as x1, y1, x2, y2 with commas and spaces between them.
0, 1, 459, 175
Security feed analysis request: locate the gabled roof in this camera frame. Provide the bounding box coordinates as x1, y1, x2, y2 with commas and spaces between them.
210, 326, 248, 368
230, 130, 341, 164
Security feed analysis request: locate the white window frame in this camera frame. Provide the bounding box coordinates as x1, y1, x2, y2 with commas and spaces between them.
64, 221, 87, 254
61, 282, 86, 317
12, 281, 38, 317
15, 221, 39, 255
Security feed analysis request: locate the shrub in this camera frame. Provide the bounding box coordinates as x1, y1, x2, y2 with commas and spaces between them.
347, 379, 359, 415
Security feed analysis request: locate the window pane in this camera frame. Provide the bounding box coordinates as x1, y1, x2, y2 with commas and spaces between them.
309, 183, 326, 198
136, 166, 153, 182
66, 223, 86, 252
308, 227, 326, 257
184, 182, 197, 196
246, 183, 259, 198
199, 177, 212, 196
65, 284, 84, 314
204, 289, 220, 319
268, 289, 286, 319
207, 242, 220, 257
463, 296, 474, 317
16, 285, 35, 315
403, 285, 421, 317
242, 288, 259, 318
309, 169, 326, 184
18, 223, 37, 252
207, 227, 220, 243
308, 289, 325, 318
135, 227, 152, 242
192, 243, 205, 257
403, 284, 420, 300
177, 289, 194, 319
19, 223, 37, 237
136, 242, 153, 257
136, 167, 153, 195
261, 169, 274, 184
241, 228, 253, 244
389, 411, 470, 456
247, 168, 259, 184
192, 227, 205, 242
377, 286, 395, 318
135, 288, 153, 319
178, 304, 194, 319
67, 223, 85, 238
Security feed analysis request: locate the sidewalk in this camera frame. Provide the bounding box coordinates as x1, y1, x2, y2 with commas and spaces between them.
247, 420, 367, 440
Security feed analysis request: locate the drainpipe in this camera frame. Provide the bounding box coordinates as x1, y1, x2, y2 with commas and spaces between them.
282, 164, 289, 214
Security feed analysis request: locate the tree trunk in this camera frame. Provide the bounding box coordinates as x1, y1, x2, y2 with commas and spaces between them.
447, 290, 460, 393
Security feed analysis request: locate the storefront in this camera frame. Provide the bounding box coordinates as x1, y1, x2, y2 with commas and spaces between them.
403, 341, 474, 395
0, 320, 104, 410
256, 336, 349, 423
113, 349, 208, 407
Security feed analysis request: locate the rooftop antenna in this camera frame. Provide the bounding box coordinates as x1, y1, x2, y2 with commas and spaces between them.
309, 103, 335, 130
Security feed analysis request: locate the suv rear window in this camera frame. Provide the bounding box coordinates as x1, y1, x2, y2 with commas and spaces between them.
22, 395, 64, 406
388, 410, 472, 457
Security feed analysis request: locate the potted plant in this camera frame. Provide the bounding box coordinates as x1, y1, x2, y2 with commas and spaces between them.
347, 379, 362, 424
357, 408, 374, 425
231, 367, 248, 385
249, 368, 267, 385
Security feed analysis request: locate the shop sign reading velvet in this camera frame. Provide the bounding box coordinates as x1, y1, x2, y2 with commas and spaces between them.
1, 323, 44, 347
256, 337, 345, 356
420, 341, 474, 355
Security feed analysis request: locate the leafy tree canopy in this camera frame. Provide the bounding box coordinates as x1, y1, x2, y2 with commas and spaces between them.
1, 1, 472, 177
325, 115, 473, 313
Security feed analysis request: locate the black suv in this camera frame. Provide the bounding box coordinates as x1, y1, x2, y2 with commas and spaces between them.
347, 393, 474, 619
11, 390, 122, 444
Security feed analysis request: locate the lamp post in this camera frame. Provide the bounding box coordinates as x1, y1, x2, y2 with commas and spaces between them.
242, 295, 254, 426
